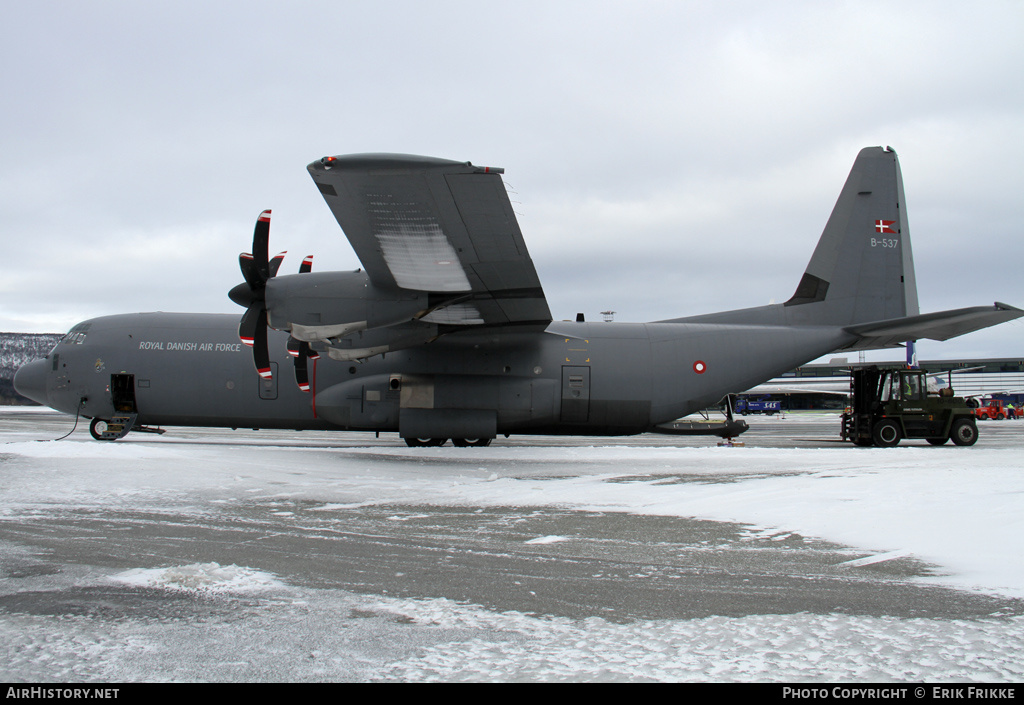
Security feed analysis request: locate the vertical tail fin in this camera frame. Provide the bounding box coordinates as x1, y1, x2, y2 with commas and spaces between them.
784, 146, 919, 325
664, 147, 1022, 345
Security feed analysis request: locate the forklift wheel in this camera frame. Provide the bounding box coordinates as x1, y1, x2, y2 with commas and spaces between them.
927, 437, 948, 446
872, 419, 902, 447
950, 418, 979, 447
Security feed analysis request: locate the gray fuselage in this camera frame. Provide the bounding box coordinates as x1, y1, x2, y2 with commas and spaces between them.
17, 311, 854, 438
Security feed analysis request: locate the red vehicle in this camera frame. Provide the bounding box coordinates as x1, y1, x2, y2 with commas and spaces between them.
974, 399, 1015, 420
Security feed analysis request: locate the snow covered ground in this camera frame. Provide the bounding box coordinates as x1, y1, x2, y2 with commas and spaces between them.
1, 409, 1023, 682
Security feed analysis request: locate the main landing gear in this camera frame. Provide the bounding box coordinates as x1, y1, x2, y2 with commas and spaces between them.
404, 437, 493, 447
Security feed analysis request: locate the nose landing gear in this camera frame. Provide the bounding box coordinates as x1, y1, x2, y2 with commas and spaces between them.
89, 415, 136, 441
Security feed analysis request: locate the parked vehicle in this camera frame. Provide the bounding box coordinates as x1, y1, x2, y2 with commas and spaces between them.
841, 367, 978, 447
733, 395, 782, 415
974, 398, 1015, 420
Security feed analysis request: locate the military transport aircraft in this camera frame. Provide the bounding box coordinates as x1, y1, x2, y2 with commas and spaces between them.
14, 147, 1023, 445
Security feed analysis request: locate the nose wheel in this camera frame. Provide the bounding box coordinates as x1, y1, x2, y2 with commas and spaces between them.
89, 415, 137, 441
89, 418, 114, 441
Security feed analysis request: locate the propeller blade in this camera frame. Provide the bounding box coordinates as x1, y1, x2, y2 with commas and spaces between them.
253, 316, 272, 380
238, 304, 259, 347
239, 305, 272, 380
294, 343, 310, 392
299, 255, 314, 274
236, 211, 274, 292
268, 251, 287, 278
253, 210, 271, 282
287, 336, 312, 392
238, 252, 261, 290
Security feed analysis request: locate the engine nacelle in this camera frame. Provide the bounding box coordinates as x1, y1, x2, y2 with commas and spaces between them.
265, 269, 426, 342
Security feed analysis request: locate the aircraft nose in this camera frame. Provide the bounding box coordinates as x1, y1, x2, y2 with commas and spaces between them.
13, 359, 49, 405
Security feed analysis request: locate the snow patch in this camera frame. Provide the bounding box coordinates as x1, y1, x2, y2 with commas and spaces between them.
111, 562, 284, 594
367, 596, 1024, 682
525, 535, 570, 545
839, 550, 914, 568
4, 439, 183, 460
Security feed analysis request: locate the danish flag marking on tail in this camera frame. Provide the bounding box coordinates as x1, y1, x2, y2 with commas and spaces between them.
875, 219, 896, 234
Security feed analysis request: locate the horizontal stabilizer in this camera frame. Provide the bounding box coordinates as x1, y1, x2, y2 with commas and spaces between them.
842, 302, 1023, 349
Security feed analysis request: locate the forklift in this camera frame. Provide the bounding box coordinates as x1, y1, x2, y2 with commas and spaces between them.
841, 366, 978, 447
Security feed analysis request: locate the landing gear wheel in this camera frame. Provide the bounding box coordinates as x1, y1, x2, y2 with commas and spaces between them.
452, 438, 493, 447
89, 418, 114, 441
872, 419, 902, 447
404, 437, 448, 447
950, 418, 978, 446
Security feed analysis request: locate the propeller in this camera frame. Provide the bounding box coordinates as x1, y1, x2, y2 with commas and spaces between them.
229, 210, 318, 389
229, 210, 285, 381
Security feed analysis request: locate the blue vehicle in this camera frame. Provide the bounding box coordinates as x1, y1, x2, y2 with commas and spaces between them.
733, 396, 782, 415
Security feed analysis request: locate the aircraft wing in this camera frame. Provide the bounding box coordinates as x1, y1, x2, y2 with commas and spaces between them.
307, 153, 551, 328
841, 302, 1023, 350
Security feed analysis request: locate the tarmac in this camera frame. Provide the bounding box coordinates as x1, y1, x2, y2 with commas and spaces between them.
2, 409, 1023, 680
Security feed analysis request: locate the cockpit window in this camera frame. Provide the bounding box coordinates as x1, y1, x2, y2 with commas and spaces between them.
58, 322, 91, 347
60, 331, 88, 345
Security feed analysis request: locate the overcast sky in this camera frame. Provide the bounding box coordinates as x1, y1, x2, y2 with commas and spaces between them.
3, 1, 1023, 362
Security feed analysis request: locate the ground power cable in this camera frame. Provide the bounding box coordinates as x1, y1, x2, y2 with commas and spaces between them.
1, 397, 87, 444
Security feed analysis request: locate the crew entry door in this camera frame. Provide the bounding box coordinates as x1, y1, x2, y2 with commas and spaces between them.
110, 373, 137, 413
